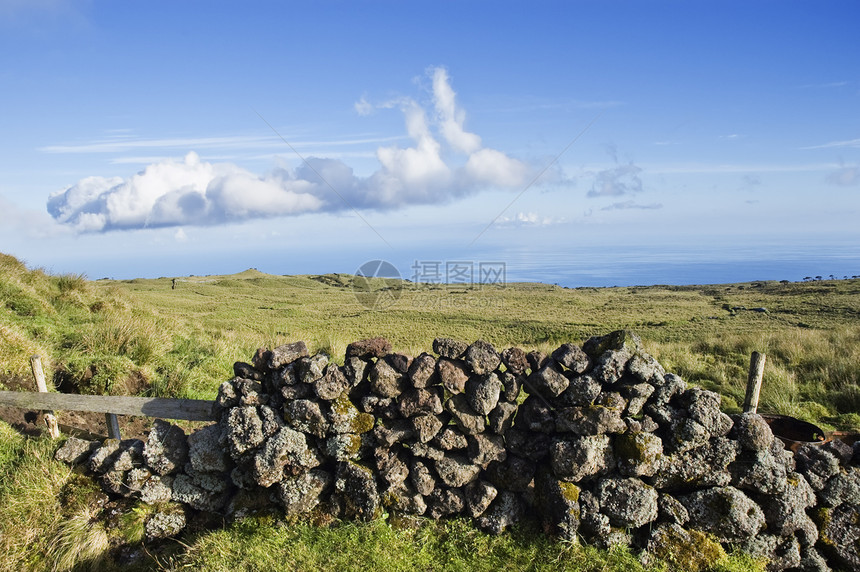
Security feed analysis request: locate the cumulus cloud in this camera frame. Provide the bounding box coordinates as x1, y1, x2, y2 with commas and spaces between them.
48, 67, 533, 233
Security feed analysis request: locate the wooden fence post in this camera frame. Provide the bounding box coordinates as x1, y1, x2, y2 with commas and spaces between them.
105, 413, 121, 440
29, 356, 61, 439
743, 351, 766, 414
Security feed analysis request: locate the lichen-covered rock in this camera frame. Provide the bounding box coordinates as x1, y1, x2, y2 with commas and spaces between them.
140, 475, 174, 504
550, 435, 613, 483
527, 363, 569, 398
372, 419, 414, 447
297, 354, 329, 384
369, 358, 405, 398
819, 467, 860, 507
476, 491, 524, 534
383, 481, 427, 515
644, 373, 687, 425
172, 473, 229, 513
464, 340, 501, 376
757, 473, 816, 537
188, 424, 229, 474
680, 388, 733, 436
144, 420, 188, 475
729, 449, 789, 495
328, 395, 374, 435
433, 426, 468, 450
359, 395, 398, 419
224, 406, 266, 459
664, 417, 711, 454
614, 431, 663, 477
410, 442, 446, 461
324, 433, 363, 461
216, 380, 239, 410
643, 523, 726, 572
398, 388, 443, 417
436, 357, 470, 394
144, 504, 186, 540
618, 382, 654, 416
346, 337, 391, 359
500, 372, 522, 403
657, 493, 689, 525
535, 470, 580, 540
738, 534, 801, 572
445, 394, 485, 435
276, 469, 332, 515
56, 437, 99, 465
680, 486, 765, 542
464, 479, 498, 518
314, 364, 350, 401
597, 477, 658, 528
344, 356, 367, 386
374, 445, 409, 486
465, 373, 502, 415
252, 426, 320, 487
284, 399, 330, 439
434, 454, 481, 487
733, 413, 775, 452
268, 341, 309, 369
335, 461, 380, 522
407, 352, 437, 388
627, 353, 665, 385
433, 337, 467, 359
500, 346, 529, 376
555, 406, 626, 435
651, 438, 738, 491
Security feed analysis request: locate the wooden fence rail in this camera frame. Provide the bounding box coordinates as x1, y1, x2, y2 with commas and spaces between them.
0, 390, 216, 424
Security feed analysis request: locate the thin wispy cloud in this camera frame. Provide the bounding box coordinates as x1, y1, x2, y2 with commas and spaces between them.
600, 200, 662, 211
801, 138, 860, 150
497, 212, 566, 226
47, 67, 534, 233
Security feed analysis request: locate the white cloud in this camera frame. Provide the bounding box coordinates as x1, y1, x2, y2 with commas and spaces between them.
48, 67, 537, 233
587, 163, 643, 197
174, 228, 187, 241
827, 165, 859, 186
498, 211, 566, 226
802, 138, 860, 150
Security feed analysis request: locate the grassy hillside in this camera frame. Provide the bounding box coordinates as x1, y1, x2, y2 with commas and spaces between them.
1, 252, 858, 570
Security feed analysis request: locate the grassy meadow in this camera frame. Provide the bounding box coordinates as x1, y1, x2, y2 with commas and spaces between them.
2, 251, 858, 570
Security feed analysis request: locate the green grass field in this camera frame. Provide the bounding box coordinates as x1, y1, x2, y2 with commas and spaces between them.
2, 251, 857, 570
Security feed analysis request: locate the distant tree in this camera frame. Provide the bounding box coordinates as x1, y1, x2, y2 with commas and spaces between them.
815, 276, 823, 281
803, 276, 812, 281
780, 280, 790, 285
830, 274, 836, 280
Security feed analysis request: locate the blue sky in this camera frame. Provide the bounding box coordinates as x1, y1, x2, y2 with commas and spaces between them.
1, 0, 858, 285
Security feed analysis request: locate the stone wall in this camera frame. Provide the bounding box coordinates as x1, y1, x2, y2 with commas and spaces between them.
55, 331, 860, 571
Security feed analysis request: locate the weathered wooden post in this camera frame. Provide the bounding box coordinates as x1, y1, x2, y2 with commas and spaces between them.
29, 355, 61, 439
743, 351, 766, 414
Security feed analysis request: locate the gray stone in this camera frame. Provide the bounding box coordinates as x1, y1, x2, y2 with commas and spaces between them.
680, 486, 765, 542
550, 435, 613, 482
626, 353, 665, 384
433, 426, 467, 450
614, 431, 663, 477
144, 420, 188, 475
276, 469, 332, 515
335, 461, 380, 521
297, 354, 329, 384
466, 433, 506, 467
268, 341, 309, 369
372, 420, 414, 447
556, 373, 602, 407
344, 356, 368, 386
284, 399, 330, 438
555, 406, 626, 435
527, 363, 569, 398
729, 450, 788, 495
644, 373, 687, 425
465, 373, 502, 415
409, 459, 436, 496
488, 401, 518, 435
374, 446, 409, 486
55, 437, 99, 465
445, 394, 485, 435
476, 491, 524, 534
464, 479, 498, 518
410, 414, 444, 443
486, 455, 535, 492
112, 439, 145, 472
618, 382, 655, 416
409, 442, 446, 461
597, 477, 658, 528
664, 417, 711, 453
503, 428, 551, 461
464, 340, 501, 375
398, 387, 443, 417
427, 488, 465, 519
734, 413, 775, 452
235, 378, 267, 406
432, 337, 467, 359
215, 380, 239, 409
407, 353, 437, 388
435, 455, 481, 487
328, 395, 375, 435
314, 364, 350, 401
500, 372, 522, 402
358, 395, 398, 419
383, 481, 427, 515
738, 534, 801, 572
324, 433, 363, 461
651, 438, 738, 491
140, 475, 174, 504
758, 472, 816, 535
657, 493, 688, 525
551, 343, 591, 374
252, 426, 320, 487
368, 358, 405, 398
500, 347, 529, 375
819, 467, 860, 507
680, 388, 732, 436
436, 357, 470, 394
526, 350, 549, 372
795, 442, 842, 490
517, 396, 555, 434
172, 474, 228, 513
